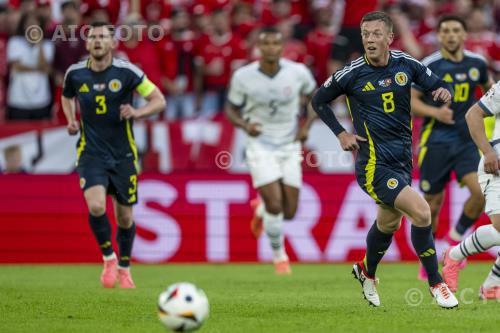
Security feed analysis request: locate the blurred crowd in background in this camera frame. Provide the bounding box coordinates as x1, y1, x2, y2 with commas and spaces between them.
0, 0, 499, 123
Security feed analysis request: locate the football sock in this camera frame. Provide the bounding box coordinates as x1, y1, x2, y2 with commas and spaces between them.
454, 212, 476, 236
449, 225, 500, 261
483, 251, 500, 288
88, 213, 113, 256
363, 221, 393, 278
117, 223, 136, 268
256, 202, 265, 218
263, 211, 287, 261
411, 225, 442, 286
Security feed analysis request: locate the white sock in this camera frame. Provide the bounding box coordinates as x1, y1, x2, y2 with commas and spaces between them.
263, 210, 287, 261
449, 225, 500, 261
103, 252, 117, 261
483, 251, 500, 288
256, 202, 265, 218
448, 228, 463, 242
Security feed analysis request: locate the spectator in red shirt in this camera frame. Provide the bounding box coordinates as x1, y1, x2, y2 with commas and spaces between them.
464, 6, 496, 58
329, 0, 378, 74
81, 0, 123, 24
118, 14, 164, 110
53, 0, 86, 121
194, 8, 247, 117
306, 2, 336, 85
166, 7, 198, 120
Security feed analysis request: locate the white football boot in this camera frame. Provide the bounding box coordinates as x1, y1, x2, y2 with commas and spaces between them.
352, 262, 380, 307
430, 282, 458, 309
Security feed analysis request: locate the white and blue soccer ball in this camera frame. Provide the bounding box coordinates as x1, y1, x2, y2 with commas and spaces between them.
158, 282, 209, 332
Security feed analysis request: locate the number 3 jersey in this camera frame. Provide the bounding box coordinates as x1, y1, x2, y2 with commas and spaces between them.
62, 58, 155, 164
316, 50, 447, 166
415, 50, 489, 145
227, 59, 317, 147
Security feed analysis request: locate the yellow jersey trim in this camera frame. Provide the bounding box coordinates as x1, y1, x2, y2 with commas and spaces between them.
76, 121, 86, 166
364, 122, 380, 203
126, 119, 139, 172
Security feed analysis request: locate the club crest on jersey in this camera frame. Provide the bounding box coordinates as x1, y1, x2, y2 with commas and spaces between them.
421, 180, 431, 192
395, 72, 408, 86
469, 67, 480, 81
323, 76, 332, 88
109, 79, 122, 92
387, 178, 399, 189
93, 83, 106, 92
378, 78, 392, 87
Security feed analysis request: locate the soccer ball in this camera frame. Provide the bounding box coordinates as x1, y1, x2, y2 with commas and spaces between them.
158, 282, 209, 332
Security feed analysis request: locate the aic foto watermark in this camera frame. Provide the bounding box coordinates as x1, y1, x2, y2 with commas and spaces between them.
404, 287, 500, 307
25, 24, 165, 44
214, 149, 354, 170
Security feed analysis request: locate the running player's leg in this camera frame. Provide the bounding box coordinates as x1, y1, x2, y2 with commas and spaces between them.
395, 186, 458, 307
424, 192, 445, 234
84, 185, 117, 288
448, 172, 485, 242
394, 186, 442, 285
480, 250, 500, 299
257, 181, 290, 273
363, 205, 401, 278
353, 206, 401, 307
281, 184, 299, 220
112, 198, 136, 288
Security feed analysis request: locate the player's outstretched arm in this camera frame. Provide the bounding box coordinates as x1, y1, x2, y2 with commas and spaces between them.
61, 96, 79, 135
120, 87, 166, 120
410, 88, 454, 125
466, 103, 498, 175
295, 97, 316, 142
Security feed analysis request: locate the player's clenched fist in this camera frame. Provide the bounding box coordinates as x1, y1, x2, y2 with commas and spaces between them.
483, 151, 500, 175
431, 87, 452, 103
244, 123, 262, 137
338, 131, 367, 151
120, 104, 139, 120
67, 121, 79, 135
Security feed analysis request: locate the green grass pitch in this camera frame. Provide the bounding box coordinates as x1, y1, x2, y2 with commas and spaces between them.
1, 263, 500, 333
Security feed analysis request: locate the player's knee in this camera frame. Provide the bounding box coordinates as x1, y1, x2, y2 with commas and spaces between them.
88, 201, 106, 216
470, 191, 485, 208
264, 200, 283, 215
379, 221, 400, 234
117, 215, 133, 228
412, 206, 431, 227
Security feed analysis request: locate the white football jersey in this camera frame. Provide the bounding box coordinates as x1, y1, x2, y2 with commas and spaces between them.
479, 81, 500, 143
227, 59, 316, 147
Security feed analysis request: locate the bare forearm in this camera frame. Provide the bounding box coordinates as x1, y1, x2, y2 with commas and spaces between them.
137, 88, 166, 118
466, 104, 494, 155
225, 104, 247, 129
61, 97, 76, 123
411, 89, 439, 118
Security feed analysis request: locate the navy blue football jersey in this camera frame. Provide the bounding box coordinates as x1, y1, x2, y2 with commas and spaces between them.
62, 58, 156, 165
415, 50, 489, 144
318, 50, 447, 166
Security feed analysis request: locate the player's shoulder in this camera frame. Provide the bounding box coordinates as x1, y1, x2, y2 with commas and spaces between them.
390, 50, 423, 66
66, 59, 88, 76
111, 58, 144, 78
231, 61, 259, 80
333, 55, 366, 83
463, 50, 488, 66
420, 51, 444, 66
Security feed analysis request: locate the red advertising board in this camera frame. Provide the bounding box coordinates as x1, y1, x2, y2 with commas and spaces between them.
0, 174, 493, 263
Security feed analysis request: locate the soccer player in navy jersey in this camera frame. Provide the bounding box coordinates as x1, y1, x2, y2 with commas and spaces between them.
411, 15, 494, 281
312, 11, 458, 308
61, 22, 166, 288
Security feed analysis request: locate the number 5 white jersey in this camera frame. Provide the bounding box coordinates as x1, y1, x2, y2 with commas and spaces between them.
227, 59, 316, 147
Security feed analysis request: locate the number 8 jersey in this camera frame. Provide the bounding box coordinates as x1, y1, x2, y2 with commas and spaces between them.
227, 59, 316, 147
62, 58, 155, 165
317, 50, 447, 167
